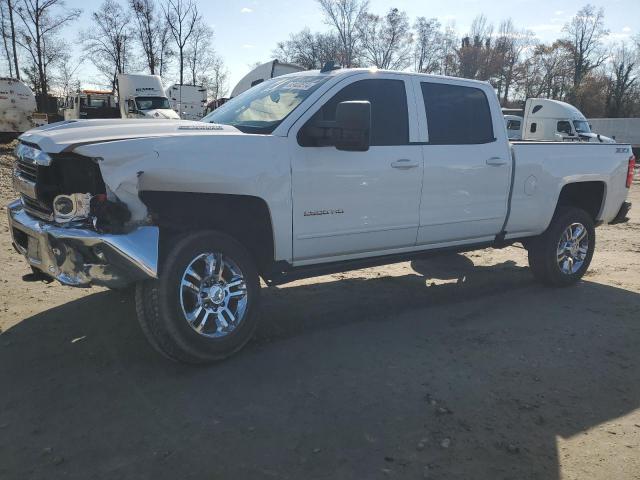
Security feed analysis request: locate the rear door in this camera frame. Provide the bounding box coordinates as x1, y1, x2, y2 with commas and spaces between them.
290, 74, 424, 263
414, 79, 512, 245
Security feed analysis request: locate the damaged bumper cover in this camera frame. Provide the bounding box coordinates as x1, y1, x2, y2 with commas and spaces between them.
8, 199, 158, 288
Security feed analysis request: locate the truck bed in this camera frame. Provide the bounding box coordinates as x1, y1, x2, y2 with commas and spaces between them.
505, 142, 633, 239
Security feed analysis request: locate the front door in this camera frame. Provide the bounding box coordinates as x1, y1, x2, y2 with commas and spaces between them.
290, 75, 424, 263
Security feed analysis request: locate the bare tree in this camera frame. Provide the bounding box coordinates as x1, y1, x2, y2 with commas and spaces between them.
130, 0, 158, 74
358, 7, 412, 70
605, 42, 638, 117
14, 0, 80, 98
273, 28, 341, 70
184, 17, 210, 85
199, 55, 228, 100
493, 19, 533, 103
1, 0, 14, 76
157, 16, 172, 77
316, 0, 368, 67
53, 51, 81, 97
1, 0, 20, 77
130, 0, 171, 76
413, 17, 443, 74
456, 15, 495, 80
563, 4, 609, 99
82, 0, 132, 91
518, 40, 573, 100
162, 0, 199, 85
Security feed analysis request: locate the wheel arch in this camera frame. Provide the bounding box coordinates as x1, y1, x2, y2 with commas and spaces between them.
555, 181, 606, 223
139, 191, 276, 277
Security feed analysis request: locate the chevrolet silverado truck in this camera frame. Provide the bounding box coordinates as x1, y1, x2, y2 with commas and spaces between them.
8, 68, 635, 363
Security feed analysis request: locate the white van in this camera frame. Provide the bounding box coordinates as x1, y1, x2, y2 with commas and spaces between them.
117, 74, 179, 120
230, 60, 305, 97
166, 84, 207, 121
0, 77, 38, 139
506, 98, 614, 143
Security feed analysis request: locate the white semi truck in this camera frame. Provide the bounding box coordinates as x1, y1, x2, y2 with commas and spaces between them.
503, 98, 614, 143
166, 84, 208, 121
117, 74, 180, 120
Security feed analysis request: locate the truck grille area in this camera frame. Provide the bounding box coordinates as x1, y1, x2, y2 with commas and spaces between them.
14, 148, 107, 220
16, 158, 38, 183
21, 195, 53, 220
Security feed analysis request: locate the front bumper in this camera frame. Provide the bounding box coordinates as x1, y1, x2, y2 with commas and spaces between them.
609, 201, 632, 225
7, 200, 159, 288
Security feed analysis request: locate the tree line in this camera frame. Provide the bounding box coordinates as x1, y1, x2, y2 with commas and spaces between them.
0, 0, 228, 102
275, 0, 640, 117
1, 0, 639, 118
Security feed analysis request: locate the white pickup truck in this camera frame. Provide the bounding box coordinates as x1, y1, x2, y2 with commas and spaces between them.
8, 68, 636, 363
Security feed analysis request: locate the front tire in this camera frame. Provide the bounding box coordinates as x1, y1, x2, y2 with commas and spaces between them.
135, 231, 261, 363
527, 207, 595, 287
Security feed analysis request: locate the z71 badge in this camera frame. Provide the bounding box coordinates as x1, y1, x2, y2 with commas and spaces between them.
304, 209, 344, 217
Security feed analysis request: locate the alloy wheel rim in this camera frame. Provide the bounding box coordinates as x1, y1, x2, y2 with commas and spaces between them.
179, 252, 248, 338
557, 223, 589, 275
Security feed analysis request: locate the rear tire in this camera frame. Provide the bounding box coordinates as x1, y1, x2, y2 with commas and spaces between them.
135, 231, 261, 363
527, 207, 595, 287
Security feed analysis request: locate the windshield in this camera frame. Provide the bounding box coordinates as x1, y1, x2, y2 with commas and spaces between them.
202, 75, 330, 134
136, 96, 170, 111
573, 120, 591, 134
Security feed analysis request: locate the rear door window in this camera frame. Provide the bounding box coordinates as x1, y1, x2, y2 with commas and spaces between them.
420, 82, 494, 145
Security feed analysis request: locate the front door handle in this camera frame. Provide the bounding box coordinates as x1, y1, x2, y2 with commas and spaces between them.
486, 156, 508, 166
391, 159, 419, 169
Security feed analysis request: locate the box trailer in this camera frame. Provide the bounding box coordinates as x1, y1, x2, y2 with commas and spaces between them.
166, 84, 207, 120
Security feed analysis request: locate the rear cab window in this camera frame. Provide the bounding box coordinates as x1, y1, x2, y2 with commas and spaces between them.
419, 82, 494, 145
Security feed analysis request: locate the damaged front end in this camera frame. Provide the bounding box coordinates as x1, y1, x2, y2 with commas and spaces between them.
9, 142, 158, 288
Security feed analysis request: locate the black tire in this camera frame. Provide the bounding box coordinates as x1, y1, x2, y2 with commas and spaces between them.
135, 231, 261, 363
527, 207, 595, 287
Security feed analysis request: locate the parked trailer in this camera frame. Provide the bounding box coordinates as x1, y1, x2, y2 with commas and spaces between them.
166, 84, 207, 120
230, 59, 305, 97
588, 118, 640, 157
0, 77, 38, 140
62, 90, 119, 121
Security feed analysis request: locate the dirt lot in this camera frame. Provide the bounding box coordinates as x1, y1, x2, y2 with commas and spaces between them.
1, 140, 639, 479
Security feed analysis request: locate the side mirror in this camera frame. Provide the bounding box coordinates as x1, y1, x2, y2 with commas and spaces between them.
333, 101, 371, 152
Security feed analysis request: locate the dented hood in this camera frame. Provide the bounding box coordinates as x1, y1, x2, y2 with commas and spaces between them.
19, 119, 242, 153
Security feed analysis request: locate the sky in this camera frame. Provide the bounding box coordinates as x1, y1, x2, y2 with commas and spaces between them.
55, 0, 640, 93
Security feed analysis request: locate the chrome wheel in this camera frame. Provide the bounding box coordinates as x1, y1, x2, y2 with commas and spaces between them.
557, 222, 589, 275
179, 252, 248, 338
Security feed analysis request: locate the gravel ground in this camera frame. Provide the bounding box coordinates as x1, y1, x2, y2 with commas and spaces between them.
1, 140, 639, 479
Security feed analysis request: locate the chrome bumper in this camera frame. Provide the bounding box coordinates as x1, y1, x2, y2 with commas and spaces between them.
7, 199, 159, 288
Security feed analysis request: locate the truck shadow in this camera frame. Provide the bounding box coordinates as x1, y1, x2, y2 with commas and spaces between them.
1, 254, 639, 479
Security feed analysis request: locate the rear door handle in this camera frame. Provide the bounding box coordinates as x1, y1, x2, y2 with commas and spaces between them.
486, 156, 507, 166
391, 159, 419, 169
